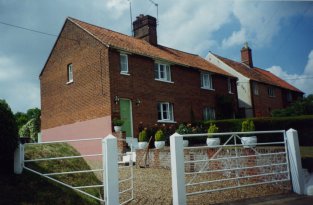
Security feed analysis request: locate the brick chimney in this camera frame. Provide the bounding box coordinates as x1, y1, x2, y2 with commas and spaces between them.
133, 14, 157, 45
241, 42, 253, 68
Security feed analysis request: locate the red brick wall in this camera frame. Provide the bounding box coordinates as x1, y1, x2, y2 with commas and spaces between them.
281, 89, 303, 108
109, 49, 238, 137
40, 20, 111, 129
252, 82, 303, 117
252, 83, 284, 117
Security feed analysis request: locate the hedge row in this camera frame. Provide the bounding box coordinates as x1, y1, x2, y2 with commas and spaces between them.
203, 115, 313, 146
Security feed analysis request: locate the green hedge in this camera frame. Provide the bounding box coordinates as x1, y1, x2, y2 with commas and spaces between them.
0, 100, 19, 174
203, 115, 313, 146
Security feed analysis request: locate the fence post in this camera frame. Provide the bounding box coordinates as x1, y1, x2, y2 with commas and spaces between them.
102, 135, 119, 205
286, 128, 304, 194
14, 143, 24, 174
170, 133, 187, 205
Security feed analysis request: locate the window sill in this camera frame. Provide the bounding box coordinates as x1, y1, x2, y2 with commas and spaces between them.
66, 81, 74, 85
155, 79, 174, 84
228, 91, 234, 94
157, 120, 176, 124
120, 72, 130, 76
201, 87, 215, 91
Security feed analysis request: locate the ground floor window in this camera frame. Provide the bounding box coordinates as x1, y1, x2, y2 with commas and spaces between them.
157, 102, 174, 122
203, 107, 215, 120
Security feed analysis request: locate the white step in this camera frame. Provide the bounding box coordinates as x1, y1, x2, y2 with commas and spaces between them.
122, 152, 136, 163
126, 137, 138, 150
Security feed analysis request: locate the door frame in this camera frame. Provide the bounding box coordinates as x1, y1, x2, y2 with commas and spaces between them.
120, 98, 134, 138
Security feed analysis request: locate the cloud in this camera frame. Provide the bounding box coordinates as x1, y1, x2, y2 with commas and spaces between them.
0, 55, 40, 112
222, 29, 247, 48
158, 0, 232, 54
221, 1, 310, 48
304, 50, 313, 75
267, 50, 313, 95
105, 0, 129, 18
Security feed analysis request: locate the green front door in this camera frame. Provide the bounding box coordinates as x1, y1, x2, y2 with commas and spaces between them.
119, 99, 133, 138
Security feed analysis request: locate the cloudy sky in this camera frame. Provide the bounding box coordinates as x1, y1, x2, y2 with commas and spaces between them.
1, 0, 313, 113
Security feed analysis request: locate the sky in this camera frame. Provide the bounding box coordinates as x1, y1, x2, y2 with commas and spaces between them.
0, 0, 313, 113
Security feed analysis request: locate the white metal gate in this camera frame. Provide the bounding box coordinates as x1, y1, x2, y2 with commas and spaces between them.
170, 129, 304, 205
15, 135, 134, 205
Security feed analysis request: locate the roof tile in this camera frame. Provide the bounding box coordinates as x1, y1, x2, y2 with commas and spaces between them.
213, 54, 303, 93
68, 17, 234, 77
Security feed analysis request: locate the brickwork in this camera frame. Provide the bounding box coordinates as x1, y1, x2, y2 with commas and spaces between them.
112, 131, 127, 154
109, 49, 238, 137
252, 82, 284, 117
40, 19, 238, 139
135, 146, 287, 175
40, 20, 111, 130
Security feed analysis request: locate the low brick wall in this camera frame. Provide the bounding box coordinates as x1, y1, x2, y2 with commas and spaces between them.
112, 131, 127, 154
136, 146, 287, 174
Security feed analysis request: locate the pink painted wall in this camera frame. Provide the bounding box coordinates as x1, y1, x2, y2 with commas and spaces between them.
42, 116, 112, 160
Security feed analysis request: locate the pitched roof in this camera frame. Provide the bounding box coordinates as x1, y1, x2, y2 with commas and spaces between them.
212, 54, 303, 93
68, 17, 234, 77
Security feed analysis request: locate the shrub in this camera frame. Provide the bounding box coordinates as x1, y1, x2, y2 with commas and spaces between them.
203, 115, 313, 146
176, 123, 192, 134
241, 119, 255, 132
112, 118, 124, 126
0, 99, 19, 174
19, 118, 39, 142
207, 123, 219, 138
138, 129, 148, 142
155, 130, 165, 141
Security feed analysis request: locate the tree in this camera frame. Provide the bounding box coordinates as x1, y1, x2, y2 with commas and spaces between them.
26, 108, 41, 121
14, 108, 41, 141
272, 94, 313, 117
0, 99, 19, 174
15, 112, 28, 130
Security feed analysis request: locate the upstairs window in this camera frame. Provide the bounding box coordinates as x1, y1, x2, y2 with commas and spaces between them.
203, 107, 215, 120
120, 53, 128, 74
228, 78, 232, 93
201, 72, 213, 90
253, 82, 259, 95
67, 64, 73, 83
154, 63, 171, 82
268, 87, 275, 97
157, 102, 174, 122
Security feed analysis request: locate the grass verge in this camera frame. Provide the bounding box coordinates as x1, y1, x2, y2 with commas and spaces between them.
0, 143, 102, 205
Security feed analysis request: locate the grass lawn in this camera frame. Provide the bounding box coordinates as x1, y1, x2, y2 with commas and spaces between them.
300, 146, 313, 158
0, 143, 101, 205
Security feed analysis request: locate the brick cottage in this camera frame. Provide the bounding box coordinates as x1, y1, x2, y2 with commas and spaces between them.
40, 15, 238, 148
207, 43, 304, 117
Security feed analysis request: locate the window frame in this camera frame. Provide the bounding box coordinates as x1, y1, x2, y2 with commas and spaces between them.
228, 78, 233, 94
201, 72, 214, 90
157, 102, 174, 122
203, 107, 216, 121
120, 53, 129, 74
67, 63, 73, 83
253, 82, 259, 95
154, 62, 172, 82
268, 87, 275, 97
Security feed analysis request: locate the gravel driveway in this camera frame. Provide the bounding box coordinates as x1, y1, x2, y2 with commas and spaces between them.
119, 167, 290, 205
